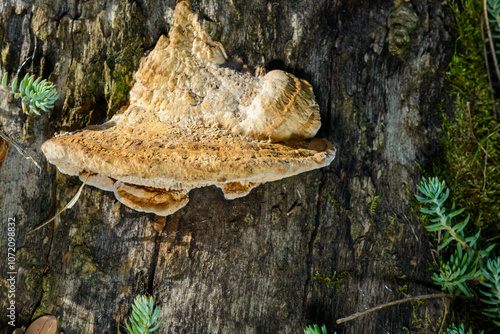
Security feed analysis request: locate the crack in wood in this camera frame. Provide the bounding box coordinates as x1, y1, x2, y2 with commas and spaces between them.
302, 171, 328, 326
146, 215, 169, 295
29, 179, 58, 321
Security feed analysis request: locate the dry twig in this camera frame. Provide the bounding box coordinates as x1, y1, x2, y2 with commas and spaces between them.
466, 102, 500, 170
480, 15, 498, 119
29, 174, 89, 234
483, 141, 489, 191
484, 0, 500, 83
437, 297, 449, 334
336, 294, 454, 324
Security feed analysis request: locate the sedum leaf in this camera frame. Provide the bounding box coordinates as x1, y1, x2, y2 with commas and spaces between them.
11, 76, 18, 93
125, 295, 162, 334
2, 72, 7, 88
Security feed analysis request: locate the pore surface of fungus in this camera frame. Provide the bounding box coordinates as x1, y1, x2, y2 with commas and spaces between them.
42, 0, 336, 216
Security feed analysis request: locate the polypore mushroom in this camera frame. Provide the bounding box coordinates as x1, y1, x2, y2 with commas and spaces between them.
42, 0, 336, 216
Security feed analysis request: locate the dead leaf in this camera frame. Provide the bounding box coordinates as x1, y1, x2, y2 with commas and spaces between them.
152, 215, 167, 233
0, 137, 9, 163
25, 315, 57, 334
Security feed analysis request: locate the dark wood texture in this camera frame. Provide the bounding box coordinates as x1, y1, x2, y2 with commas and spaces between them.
0, 0, 454, 333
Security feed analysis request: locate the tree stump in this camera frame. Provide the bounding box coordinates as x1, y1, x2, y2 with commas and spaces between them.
0, 0, 454, 333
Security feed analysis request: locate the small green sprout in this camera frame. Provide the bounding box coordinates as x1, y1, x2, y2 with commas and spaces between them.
123, 295, 162, 334
445, 323, 484, 334
1, 72, 58, 115
416, 176, 500, 326
304, 324, 331, 334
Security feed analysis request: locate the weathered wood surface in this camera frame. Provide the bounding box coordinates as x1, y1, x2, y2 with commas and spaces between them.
0, 0, 454, 333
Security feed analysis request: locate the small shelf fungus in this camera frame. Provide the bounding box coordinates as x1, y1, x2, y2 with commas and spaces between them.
42, 1, 336, 216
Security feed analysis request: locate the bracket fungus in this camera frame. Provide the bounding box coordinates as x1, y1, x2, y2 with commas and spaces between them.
42, 1, 336, 216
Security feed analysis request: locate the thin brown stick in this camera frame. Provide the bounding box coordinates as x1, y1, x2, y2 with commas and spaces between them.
483, 141, 489, 191
484, 0, 500, 83
487, 234, 500, 242
437, 296, 449, 334
481, 15, 498, 120
336, 294, 453, 324
467, 102, 500, 169
28, 174, 89, 234
429, 241, 440, 268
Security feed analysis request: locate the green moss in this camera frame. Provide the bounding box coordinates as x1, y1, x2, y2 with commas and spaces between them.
407, 302, 441, 334
388, 0, 419, 60
437, 0, 500, 237
105, 36, 143, 116
104, 1, 144, 117
61, 60, 106, 130
313, 270, 351, 293
422, 0, 500, 330
17, 248, 46, 295
32, 273, 53, 320
1, 42, 10, 68
70, 244, 98, 279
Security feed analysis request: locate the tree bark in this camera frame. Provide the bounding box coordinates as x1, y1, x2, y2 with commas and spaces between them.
0, 0, 455, 333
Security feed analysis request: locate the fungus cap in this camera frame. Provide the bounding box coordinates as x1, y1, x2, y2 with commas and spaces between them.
42, 0, 336, 216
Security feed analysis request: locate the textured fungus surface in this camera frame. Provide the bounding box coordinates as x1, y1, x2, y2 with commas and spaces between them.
42, 0, 336, 216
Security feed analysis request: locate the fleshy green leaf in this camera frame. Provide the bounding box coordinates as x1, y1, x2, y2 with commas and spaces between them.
19, 75, 27, 94
11, 76, 18, 93
125, 295, 162, 334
